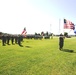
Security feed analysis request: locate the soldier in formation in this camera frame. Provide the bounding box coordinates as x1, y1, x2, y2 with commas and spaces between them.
1, 34, 23, 46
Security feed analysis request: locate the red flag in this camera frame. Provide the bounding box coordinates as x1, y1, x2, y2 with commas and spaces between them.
64, 19, 75, 30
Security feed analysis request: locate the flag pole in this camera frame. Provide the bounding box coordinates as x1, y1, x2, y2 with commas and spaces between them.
59, 19, 61, 34
63, 18, 65, 35
50, 24, 51, 33
63, 18, 64, 34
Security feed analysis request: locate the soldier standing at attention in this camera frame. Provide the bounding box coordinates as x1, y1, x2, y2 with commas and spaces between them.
11, 35, 14, 44
15, 35, 18, 44
7, 34, 10, 45
18, 35, 21, 46
2, 34, 5, 46
59, 33, 65, 50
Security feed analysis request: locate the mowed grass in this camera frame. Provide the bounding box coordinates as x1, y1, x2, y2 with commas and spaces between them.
0, 37, 76, 75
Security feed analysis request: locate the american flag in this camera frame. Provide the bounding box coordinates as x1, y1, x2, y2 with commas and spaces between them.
21, 28, 27, 34
64, 19, 75, 30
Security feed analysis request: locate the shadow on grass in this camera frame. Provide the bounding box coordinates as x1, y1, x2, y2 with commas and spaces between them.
25, 46, 31, 48
7, 44, 11, 45
19, 45, 23, 47
12, 43, 15, 45
2, 45, 6, 46
26, 41, 29, 43
62, 49, 76, 53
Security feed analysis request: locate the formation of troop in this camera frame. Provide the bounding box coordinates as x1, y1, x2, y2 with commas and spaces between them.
1, 34, 24, 46
0, 29, 65, 50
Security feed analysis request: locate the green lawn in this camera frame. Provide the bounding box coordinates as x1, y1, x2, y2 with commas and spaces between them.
0, 37, 76, 75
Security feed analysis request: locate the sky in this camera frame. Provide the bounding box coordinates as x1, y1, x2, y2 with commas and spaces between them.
0, 0, 76, 35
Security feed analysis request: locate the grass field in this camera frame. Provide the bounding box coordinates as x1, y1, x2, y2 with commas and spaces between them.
0, 37, 76, 75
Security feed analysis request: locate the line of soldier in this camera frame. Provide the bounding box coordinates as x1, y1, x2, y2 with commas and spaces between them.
1, 34, 24, 46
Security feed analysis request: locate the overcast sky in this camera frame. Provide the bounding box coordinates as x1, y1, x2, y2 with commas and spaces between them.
0, 0, 76, 35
